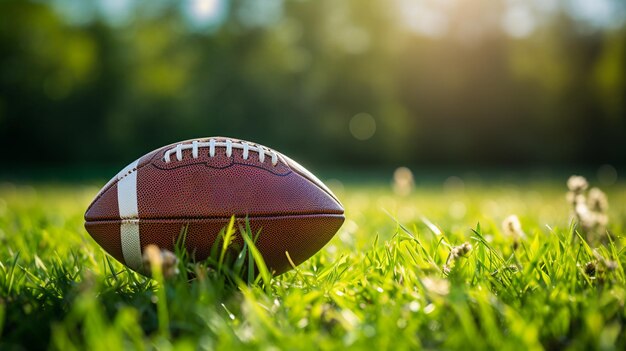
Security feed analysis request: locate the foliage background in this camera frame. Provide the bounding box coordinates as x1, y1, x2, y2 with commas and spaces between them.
1, 2, 626, 350
1, 0, 625, 171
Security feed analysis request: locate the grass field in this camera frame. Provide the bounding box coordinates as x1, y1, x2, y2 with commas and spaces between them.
0, 177, 625, 350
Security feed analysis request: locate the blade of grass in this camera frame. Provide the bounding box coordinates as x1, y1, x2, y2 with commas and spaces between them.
218, 217, 237, 273
240, 224, 271, 292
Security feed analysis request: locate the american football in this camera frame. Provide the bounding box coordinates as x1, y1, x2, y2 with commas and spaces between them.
84, 137, 345, 275
4, 2, 625, 348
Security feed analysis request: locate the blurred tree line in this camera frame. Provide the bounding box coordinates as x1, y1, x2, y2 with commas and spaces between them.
0, 0, 624, 170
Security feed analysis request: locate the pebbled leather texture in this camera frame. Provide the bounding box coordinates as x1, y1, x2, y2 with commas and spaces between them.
84, 137, 345, 275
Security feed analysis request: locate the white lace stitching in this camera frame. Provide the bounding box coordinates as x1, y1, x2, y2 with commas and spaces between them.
163, 138, 279, 166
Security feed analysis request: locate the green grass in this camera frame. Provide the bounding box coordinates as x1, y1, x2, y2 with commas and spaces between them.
0, 179, 625, 350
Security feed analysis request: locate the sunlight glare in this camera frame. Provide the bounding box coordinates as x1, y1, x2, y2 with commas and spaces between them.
398, 0, 449, 38
502, 4, 536, 38
183, 0, 227, 30
192, 0, 219, 20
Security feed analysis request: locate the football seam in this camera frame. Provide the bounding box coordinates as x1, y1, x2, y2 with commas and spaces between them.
86, 138, 343, 220
85, 213, 345, 224
84, 162, 147, 215
289, 168, 342, 206
85, 161, 341, 220
151, 155, 293, 176
149, 139, 293, 176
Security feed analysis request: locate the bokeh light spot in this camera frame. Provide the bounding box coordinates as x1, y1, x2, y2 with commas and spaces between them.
449, 201, 467, 219
349, 113, 376, 141
398, 0, 448, 38
193, 0, 219, 18
393, 167, 414, 196
502, 5, 536, 38
443, 176, 465, 194
184, 0, 227, 29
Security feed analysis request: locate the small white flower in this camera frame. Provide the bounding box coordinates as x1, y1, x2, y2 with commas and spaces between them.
588, 188, 608, 213
451, 242, 472, 258
444, 242, 472, 274
567, 175, 589, 193
142, 245, 180, 279
566, 176, 610, 243
502, 215, 525, 240
392, 167, 414, 196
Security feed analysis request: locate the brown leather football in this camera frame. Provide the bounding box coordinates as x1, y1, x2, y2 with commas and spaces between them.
84, 137, 344, 275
